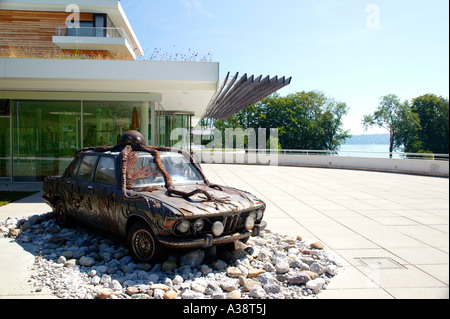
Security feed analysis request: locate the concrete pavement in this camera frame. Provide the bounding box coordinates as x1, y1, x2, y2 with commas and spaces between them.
0, 165, 448, 299
0, 187, 56, 298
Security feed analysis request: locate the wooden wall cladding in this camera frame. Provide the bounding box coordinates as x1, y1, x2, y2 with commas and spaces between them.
0, 10, 94, 57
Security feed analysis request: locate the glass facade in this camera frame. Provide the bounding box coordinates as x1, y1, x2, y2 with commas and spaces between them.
156, 112, 192, 149
0, 99, 193, 182
0, 106, 11, 182
12, 100, 81, 182
83, 101, 140, 147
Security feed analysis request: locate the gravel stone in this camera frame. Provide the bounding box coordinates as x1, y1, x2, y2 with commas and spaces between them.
306, 278, 326, 294
310, 262, 326, 275
1, 214, 340, 299
287, 272, 311, 285
180, 249, 205, 268
79, 256, 95, 267
249, 285, 267, 298
310, 242, 325, 250
275, 261, 290, 274
227, 290, 241, 299
164, 290, 178, 299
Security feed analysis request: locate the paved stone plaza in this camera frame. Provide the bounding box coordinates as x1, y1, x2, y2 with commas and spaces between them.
0, 164, 448, 299
201, 164, 449, 299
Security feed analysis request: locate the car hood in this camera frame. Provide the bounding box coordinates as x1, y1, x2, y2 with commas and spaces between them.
133, 184, 264, 218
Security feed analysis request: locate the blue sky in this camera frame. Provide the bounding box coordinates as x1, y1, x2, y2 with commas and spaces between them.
121, 0, 449, 135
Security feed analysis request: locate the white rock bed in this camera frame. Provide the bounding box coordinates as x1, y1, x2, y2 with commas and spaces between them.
1, 213, 341, 299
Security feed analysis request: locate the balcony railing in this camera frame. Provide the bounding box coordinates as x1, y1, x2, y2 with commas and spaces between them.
55, 27, 131, 44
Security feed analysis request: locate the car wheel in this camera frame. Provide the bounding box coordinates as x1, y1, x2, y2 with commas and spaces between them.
55, 200, 71, 228
127, 221, 165, 263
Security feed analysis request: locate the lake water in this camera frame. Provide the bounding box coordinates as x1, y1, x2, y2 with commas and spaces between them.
338, 144, 402, 158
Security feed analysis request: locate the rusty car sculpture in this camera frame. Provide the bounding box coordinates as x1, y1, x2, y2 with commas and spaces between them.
43, 131, 266, 263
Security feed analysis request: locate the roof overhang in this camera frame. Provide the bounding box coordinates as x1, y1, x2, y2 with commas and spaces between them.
203, 72, 292, 120
0, 0, 144, 57
0, 58, 219, 117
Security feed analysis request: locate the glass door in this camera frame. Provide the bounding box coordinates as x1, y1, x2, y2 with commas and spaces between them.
93, 14, 106, 37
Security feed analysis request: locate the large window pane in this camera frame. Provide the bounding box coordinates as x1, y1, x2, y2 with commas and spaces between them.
12, 100, 81, 182
83, 101, 141, 148
0, 103, 11, 181
156, 111, 166, 147
155, 112, 192, 149
173, 114, 190, 150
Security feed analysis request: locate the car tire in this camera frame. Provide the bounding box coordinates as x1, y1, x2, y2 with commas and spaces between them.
127, 220, 165, 263
55, 200, 72, 228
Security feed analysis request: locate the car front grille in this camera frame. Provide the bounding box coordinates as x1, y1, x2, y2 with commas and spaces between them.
223, 213, 242, 233
176, 211, 253, 237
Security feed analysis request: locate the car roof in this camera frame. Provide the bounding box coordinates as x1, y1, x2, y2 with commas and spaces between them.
78, 150, 184, 157
135, 151, 184, 156
80, 150, 121, 156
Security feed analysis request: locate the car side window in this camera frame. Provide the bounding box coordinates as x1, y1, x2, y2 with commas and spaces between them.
94, 156, 117, 186
77, 155, 99, 181
66, 156, 82, 178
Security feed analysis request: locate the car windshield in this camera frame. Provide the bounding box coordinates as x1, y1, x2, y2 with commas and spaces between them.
130, 152, 204, 188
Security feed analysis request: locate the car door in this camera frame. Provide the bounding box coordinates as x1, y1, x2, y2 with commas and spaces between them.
75, 154, 100, 227
62, 155, 83, 218
90, 155, 121, 233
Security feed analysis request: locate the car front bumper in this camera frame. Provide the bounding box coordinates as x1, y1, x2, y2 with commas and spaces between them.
156, 220, 267, 249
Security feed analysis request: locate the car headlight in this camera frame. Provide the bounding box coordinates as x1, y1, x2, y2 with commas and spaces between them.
249, 211, 257, 219
193, 218, 205, 231
245, 216, 255, 230
177, 220, 191, 233
212, 221, 224, 237
256, 209, 263, 220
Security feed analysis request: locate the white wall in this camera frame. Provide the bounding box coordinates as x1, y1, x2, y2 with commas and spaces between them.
277, 154, 449, 176
196, 152, 449, 177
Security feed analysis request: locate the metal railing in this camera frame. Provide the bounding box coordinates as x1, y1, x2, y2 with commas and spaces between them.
276, 149, 449, 160
192, 148, 449, 161
55, 26, 131, 43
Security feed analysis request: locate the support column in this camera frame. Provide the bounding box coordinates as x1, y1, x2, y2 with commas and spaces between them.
140, 101, 149, 144
150, 101, 156, 146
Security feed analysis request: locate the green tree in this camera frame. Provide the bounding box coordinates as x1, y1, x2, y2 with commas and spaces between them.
256, 91, 351, 150
411, 94, 449, 154
362, 94, 420, 158
320, 101, 351, 151
202, 91, 351, 151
